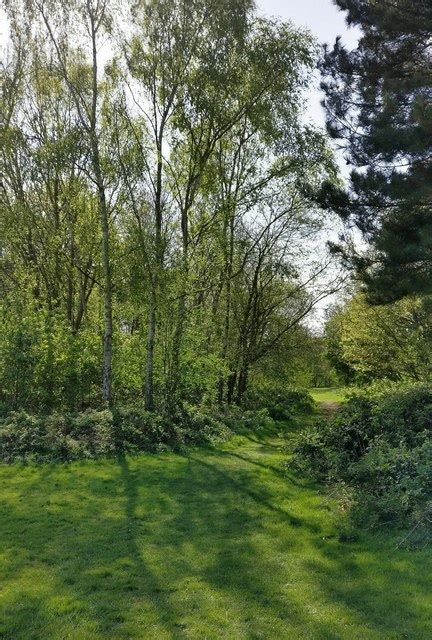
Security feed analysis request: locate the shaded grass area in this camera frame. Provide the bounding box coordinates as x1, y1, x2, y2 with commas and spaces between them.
0, 420, 431, 639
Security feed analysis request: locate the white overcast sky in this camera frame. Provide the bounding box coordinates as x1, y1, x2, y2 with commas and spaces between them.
257, 0, 360, 128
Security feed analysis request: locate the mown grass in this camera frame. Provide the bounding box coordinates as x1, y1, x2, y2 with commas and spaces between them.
0, 420, 431, 639
310, 387, 347, 405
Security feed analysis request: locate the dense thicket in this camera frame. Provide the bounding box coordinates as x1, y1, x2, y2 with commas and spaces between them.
320, 0, 432, 302
289, 386, 432, 538
0, 0, 340, 415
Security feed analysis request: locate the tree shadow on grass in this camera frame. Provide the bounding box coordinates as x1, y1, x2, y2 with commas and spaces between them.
0, 449, 319, 637
0, 459, 185, 638
186, 454, 307, 529
220, 448, 285, 475
0, 442, 431, 639
303, 537, 432, 639
0, 594, 53, 640
116, 454, 190, 636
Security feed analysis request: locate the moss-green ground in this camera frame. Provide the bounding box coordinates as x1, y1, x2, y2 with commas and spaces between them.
1, 420, 430, 639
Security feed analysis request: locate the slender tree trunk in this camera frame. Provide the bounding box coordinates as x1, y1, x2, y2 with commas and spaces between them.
236, 364, 249, 404
89, 12, 113, 405
95, 163, 113, 405
144, 281, 156, 411
169, 205, 189, 403
37, 0, 113, 403
144, 139, 164, 410
227, 371, 237, 404
67, 252, 74, 329
170, 285, 187, 401
218, 209, 235, 404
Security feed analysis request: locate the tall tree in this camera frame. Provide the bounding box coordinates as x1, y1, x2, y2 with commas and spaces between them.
320, 0, 432, 302
21, 0, 117, 403
122, 0, 318, 407
0, 0, 343, 413
0, 46, 99, 330
121, 0, 256, 408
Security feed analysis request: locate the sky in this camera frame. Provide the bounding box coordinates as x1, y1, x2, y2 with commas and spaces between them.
258, 0, 358, 46
257, 0, 360, 128
255, 1, 361, 326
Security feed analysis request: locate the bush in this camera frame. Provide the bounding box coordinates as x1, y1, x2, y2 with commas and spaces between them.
347, 438, 432, 528
240, 408, 275, 431
0, 410, 116, 462
178, 406, 232, 445
245, 387, 315, 421
0, 412, 47, 462
113, 407, 173, 453
0, 405, 232, 463
288, 386, 432, 530
209, 405, 276, 434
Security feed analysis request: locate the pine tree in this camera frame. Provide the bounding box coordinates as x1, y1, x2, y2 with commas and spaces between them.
320, 0, 432, 302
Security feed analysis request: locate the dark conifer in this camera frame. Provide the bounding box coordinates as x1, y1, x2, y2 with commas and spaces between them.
320, 0, 432, 302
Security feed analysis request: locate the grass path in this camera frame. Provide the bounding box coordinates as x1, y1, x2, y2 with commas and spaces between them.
0, 421, 431, 639
309, 388, 347, 405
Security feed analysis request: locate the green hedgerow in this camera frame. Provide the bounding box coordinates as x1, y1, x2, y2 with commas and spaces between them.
288, 386, 432, 530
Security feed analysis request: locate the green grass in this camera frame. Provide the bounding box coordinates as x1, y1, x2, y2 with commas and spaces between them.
310, 387, 347, 405
0, 421, 431, 639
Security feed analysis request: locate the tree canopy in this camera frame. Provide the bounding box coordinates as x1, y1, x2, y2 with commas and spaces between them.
0, 0, 340, 413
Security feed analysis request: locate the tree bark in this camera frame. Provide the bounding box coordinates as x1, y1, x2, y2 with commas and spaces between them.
169, 204, 189, 403
94, 154, 113, 405
89, 10, 113, 406
144, 137, 164, 410
218, 208, 235, 404
236, 365, 249, 404
227, 371, 237, 405
144, 282, 156, 411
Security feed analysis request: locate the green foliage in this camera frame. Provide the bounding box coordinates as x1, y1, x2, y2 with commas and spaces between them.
245, 386, 315, 421
254, 326, 340, 390
0, 300, 101, 414
324, 307, 356, 385
0, 410, 115, 463
324, 295, 432, 384
238, 408, 276, 432
348, 439, 432, 529
289, 386, 432, 529
0, 405, 231, 463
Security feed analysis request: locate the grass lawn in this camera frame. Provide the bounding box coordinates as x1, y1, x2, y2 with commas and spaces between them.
0, 421, 431, 639
310, 387, 347, 405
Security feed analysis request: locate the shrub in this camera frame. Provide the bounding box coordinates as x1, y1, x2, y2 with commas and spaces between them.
0, 409, 117, 462
0, 405, 232, 463
113, 407, 173, 453
69, 410, 116, 457
348, 438, 432, 528
288, 386, 432, 530
370, 386, 432, 446
245, 387, 315, 421
0, 412, 47, 462
174, 405, 232, 446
